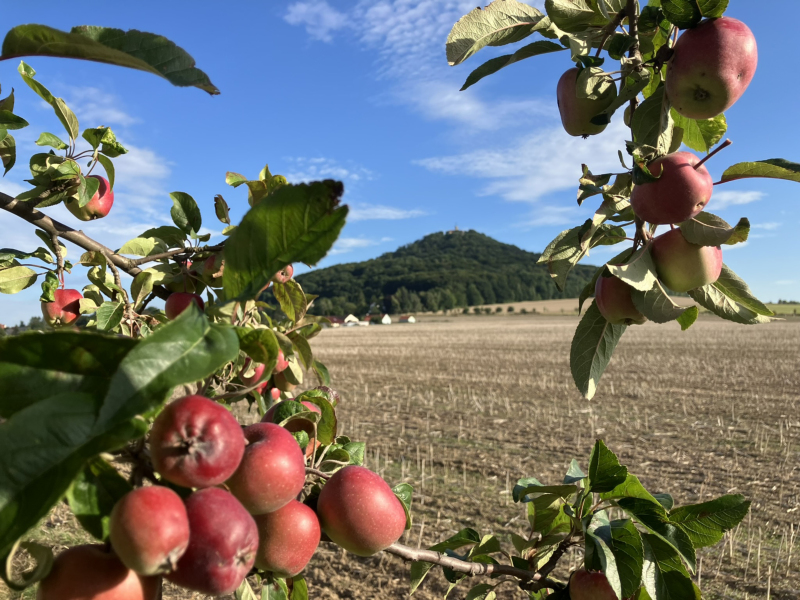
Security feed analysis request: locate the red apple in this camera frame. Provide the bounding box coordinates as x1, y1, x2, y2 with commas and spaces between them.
274, 349, 289, 373
273, 264, 294, 283
569, 569, 616, 600
36, 544, 159, 600
149, 395, 245, 489
64, 175, 114, 221
316, 466, 407, 556
166, 488, 258, 595
667, 17, 758, 119
240, 358, 267, 387
557, 67, 618, 137
595, 275, 646, 325
201, 254, 224, 288
253, 500, 320, 577
164, 292, 204, 320
651, 228, 723, 293
270, 387, 281, 401
225, 423, 306, 515
631, 151, 713, 225
109, 486, 190, 575
41, 288, 83, 328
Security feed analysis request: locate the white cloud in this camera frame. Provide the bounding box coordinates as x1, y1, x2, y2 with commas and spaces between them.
712, 190, 765, 210
416, 119, 628, 202
330, 236, 389, 254
752, 222, 781, 230
349, 203, 427, 221
63, 86, 140, 127
284, 157, 374, 186
517, 205, 579, 227
776, 280, 796, 286
285, 0, 349, 42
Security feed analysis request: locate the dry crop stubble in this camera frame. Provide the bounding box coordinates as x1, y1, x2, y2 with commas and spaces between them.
3, 316, 799, 600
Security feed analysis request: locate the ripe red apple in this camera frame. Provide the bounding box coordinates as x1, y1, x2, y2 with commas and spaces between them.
569, 569, 616, 600
164, 292, 204, 320
273, 264, 294, 283
36, 544, 159, 600
225, 422, 306, 515
651, 228, 723, 293
557, 67, 618, 137
149, 395, 245, 489
41, 288, 83, 327
270, 387, 281, 401
109, 486, 190, 575
667, 17, 758, 119
64, 175, 114, 221
631, 151, 713, 224
316, 466, 407, 556
594, 276, 646, 325
253, 500, 320, 577
240, 358, 267, 387
166, 488, 258, 595
274, 349, 289, 373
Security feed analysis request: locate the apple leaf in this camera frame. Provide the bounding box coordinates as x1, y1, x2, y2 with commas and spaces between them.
584, 512, 624, 600
671, 111, 727, 153
545, 0, 608, 33
235, 326, 280, 376
0, 265, 37, 294
118, 237, 168, 257
272, 279, 308, 323
640, 534, 697, 600
696, 0, 729, 18
719, 159, 800, 184
170, 192, 202, 236
570, 302, 626, 400
0, 135, 15, 174
446, 0, 550, 66
661, 0, 701, 29
235, 578, 261, 600
618, 499, 696, 572
669, 495, 749, 549
679, 212, 749, 246
95, 301, 124, 331
688, 266, 773, 324
460, 40, 564, 90
223, 181, 347, 302
630, 281, 699, 328
600, 474, 661, 506
0, 110, 31, 130
410, 561, 437, 595
66, 457, 132, 540
2, 540, 54, 592
711, 264, 773, 316
632, 86, 674, 155
2, 25, 219, 95
588, 440, 629, 493
392, 483, 414, 530
606, 246, 658, 292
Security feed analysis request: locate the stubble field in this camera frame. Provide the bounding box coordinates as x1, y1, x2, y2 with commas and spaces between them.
5, 315, 799, 599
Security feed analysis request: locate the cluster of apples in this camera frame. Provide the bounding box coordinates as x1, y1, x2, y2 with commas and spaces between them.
557, 17, 758, 326
37, 389, 408, 598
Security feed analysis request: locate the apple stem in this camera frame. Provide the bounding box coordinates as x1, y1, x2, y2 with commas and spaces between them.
694, 139, 732, 170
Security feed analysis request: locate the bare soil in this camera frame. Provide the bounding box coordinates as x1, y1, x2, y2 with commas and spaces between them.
4, 315, 799, 599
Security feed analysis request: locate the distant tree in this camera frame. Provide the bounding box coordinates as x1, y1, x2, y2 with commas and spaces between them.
507, 306, 514, 312
466, 283, 484, 306
472, 307, 481, 314
495, 306, 502, 313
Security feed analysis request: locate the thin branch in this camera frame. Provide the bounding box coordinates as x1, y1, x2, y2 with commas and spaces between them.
383, 543, 562, 591
694, 139, 732, 170
626, 0, 642, 120
129, 244, 224, 266
0, 191, 170, 300
50, 231, 64, 284
305, 467, 331, 480
595, 7, 629, 57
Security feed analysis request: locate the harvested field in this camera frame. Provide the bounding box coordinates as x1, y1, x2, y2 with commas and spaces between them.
4, 315, 799, 599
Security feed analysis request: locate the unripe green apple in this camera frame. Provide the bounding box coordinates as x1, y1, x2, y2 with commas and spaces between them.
557, 67, 618, 137
164, 292, 204, 320
166, 487, 258, 595
36, 544, 159, 600
109, 486, 190, 575
254, 499, 321, 577
651, 228, 723, 293
569, 569, 616, 600
666, 17, 758, 119
149, 395, 245, 489
41, 288, 83, 327
594, 275, 646, 325
225, 422, 307, 514
631, 151, 712, 224
316, 465, 407, 556
64, 175, 114, 221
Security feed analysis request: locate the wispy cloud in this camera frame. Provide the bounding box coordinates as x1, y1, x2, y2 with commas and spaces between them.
284, 157, 374, 186
349, 203, 427, 221
775, 280, 796, 286
752, 222, 781, 230
284, 0, 350, 42
330, 236, 390, 254
712, 190, 765, 210
63, 86, 140, 127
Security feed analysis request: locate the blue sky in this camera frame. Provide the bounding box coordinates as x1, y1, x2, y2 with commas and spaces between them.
1, 1, 798, 325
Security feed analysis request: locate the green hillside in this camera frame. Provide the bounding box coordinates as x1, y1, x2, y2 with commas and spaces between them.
295, 230, 597, 316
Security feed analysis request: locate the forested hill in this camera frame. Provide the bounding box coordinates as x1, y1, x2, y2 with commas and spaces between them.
296, 230, 597, 316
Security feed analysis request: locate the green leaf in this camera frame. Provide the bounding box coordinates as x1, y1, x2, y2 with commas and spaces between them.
617, 499, 696, 571
0, 89, 14, 112
606, 246, 658, 292
464, 583, 496, 600
601, 474, 661, 506
273, 279, 308, 323
697, 0, 728, 18
544, 0, 608, 33
410, 561, 436, 595
679, 212, 748, 246
671, 111, 727, 153
75, 174, 101, 209
66, 457, 132, 540
214, 194, 231, 224
35, 132, 68, 150
446, 0, 550, 65
460, 40, 564, 90
630, 281, 699, 328
0, 110, 27, 131
513, 482, 577, 502
118, 237, 168, 257
564, 459, 586, 484
0, 266, 37, 294
2, 540, 54, 591
95, 301, 124, 331
688, 278, 773, 325
719, 159, 800, 184
139, 226, 186, 248
608, 519, 646, 599
392, 482, 414, 530
312, 359, 331, 386
593, 69, 652, 124
527, 494, 570, 536
235, 578, 260, 600
429, 528, 481, 552
261, 578, 289, 600
654, 494, 675, 511
711, 265, 772, 316
661, 0, 701, 29
82, 127, 127, 157
0, 134, 15, 174
3, 26, 219, 95
17, 62, 82, 141
631, 86, 673, 155
669, 494, 749, 548
95, 154, 115, 189
570, 302, 626, 399
170, 191, 202, 236
641, 534, 697, 600
589, 440, 629, 493
584, 512, 623, 599
235, 327, 280, 375
223, 181, 347, 301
